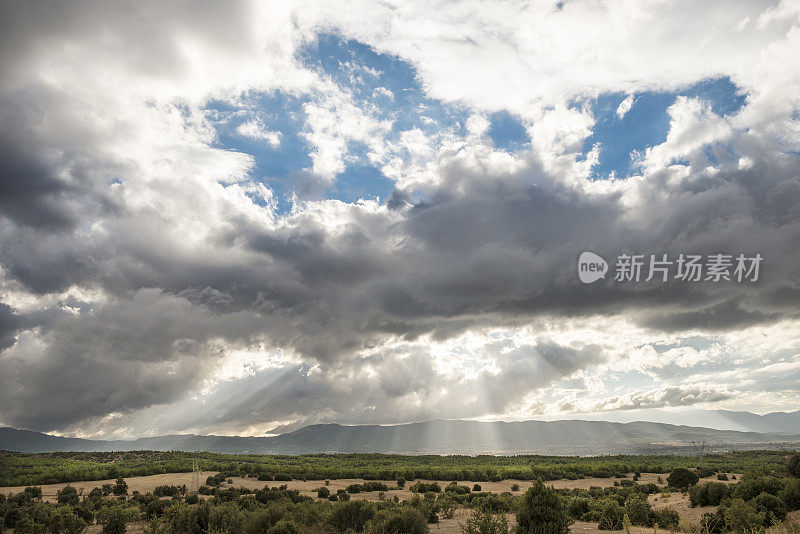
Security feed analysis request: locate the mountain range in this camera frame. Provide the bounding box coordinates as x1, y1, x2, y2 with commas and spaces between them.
2, 415, 800, 456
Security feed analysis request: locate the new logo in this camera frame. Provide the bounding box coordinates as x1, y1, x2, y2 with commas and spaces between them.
578, 252, 608, 284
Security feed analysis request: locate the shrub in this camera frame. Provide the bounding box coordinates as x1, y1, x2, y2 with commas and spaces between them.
567, 497, 590, 519
367, 507, 427, 534
317, 487, 331, 499
700, 511, 726, 534
112, 476, 128, 496
57, 485, 80, 506
516, 479, 571, 534
788, 454, 800, 478
666, 468, 699, 490
722, 498, 765, 533
472, 484, 482, 492
510, 484, 520, 492
268, 520, 302, 534
624, 494, 653, 526
780, 477, 800, 511
718, 473, 729, 481
397, 477, 406, 488
460, 509, 509, 534
60, 511, 88, 534
208, 502, 244, 533
598, 502, 625, 530
654, 508, 680, 530
99, 506, 134, 534
329, 500, 375, 533
410, 482, 441, 493
444, 484, 471, 495
439, 495, 457, 519
753, 492, 787, 525
24, 487, 42, 499
689, 482, 731, 506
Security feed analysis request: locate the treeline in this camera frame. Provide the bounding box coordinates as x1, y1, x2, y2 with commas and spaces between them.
0, 450, 792, 487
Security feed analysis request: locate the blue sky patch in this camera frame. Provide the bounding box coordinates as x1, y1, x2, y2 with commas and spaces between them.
582, 76, 747, 179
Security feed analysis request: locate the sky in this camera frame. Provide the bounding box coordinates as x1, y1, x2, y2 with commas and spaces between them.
0, 0, 799, 439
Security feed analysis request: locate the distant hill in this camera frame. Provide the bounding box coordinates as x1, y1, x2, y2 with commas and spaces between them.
2, 419, 800, 455
533, 409, 800, 434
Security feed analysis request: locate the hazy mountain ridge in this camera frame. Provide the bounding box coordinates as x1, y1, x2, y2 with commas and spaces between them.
2, 417, 800, 456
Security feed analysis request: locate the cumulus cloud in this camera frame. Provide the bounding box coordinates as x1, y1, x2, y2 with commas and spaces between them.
0, 0, 799, 435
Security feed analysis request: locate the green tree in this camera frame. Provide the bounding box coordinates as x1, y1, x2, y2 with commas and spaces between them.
515, 479, 570, 534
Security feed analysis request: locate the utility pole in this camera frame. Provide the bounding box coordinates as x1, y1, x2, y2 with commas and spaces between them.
190, 455, 201, 494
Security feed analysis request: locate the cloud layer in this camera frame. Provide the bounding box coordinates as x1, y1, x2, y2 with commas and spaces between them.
0, 0, 799, 436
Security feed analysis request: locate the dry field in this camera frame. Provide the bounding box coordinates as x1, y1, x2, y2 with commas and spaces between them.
0, 471, 744, 533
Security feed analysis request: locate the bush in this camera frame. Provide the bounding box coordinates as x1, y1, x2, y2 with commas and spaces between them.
598, 502, 625, 530
788, 454, 800, 478
317, 487, 331, 499
722, 499, 765, 533
666, 468, 699, 490
329, 500, 375, 533
112, 476, 128, 496
653, 508, 680, 530
516, 479, 571, 534
208, 502, 244, 533
409, 482, 441, 493
624, 494, 653, 526
99, 506, 132, 534
268, 520, 302, 534
57, 485, 80, 506
472, 484, 482, 492
444, 484, 471, 495
60, 511, 88, 534
24, 487, 42, 499
510, 484, 520, 492
753, 492, 787, 525
780, 477, 800, 511
460, 509, 509, 534
367, 507, 427, 534
718, 473, 729, 481
689, 482, 731, 506
397, 477, 406, 488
